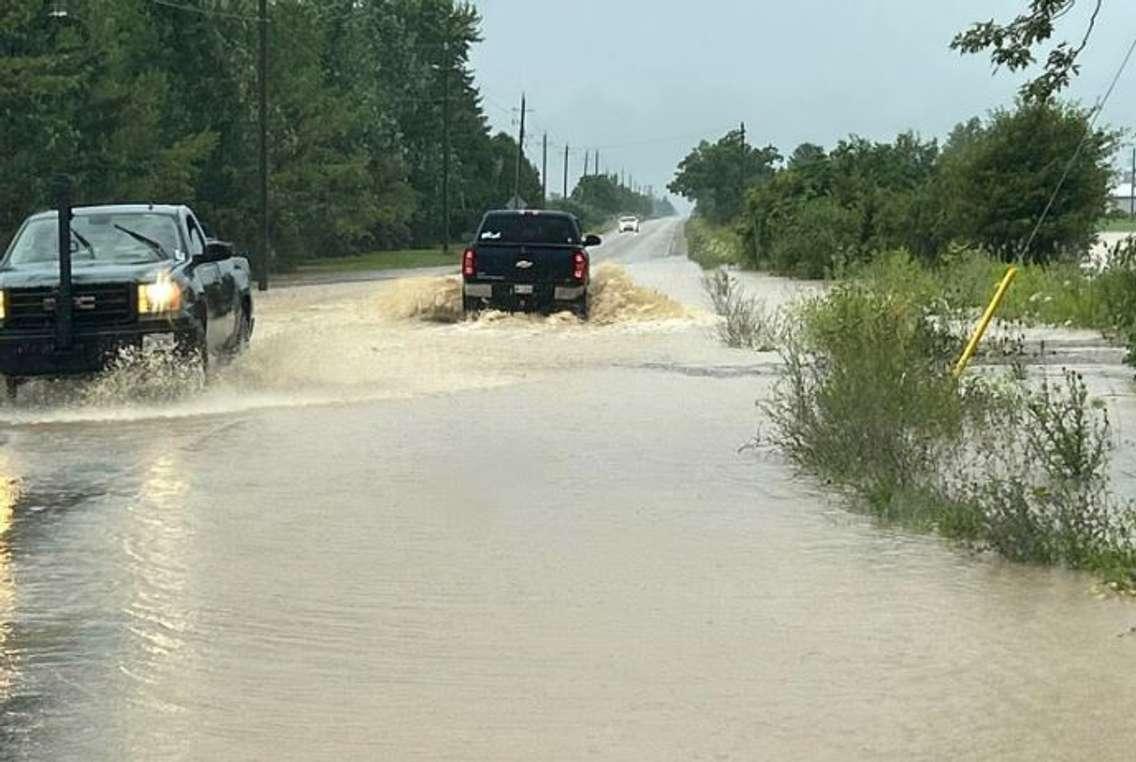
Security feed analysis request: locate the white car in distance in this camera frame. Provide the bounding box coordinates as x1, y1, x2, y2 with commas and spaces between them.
618, 216, 640, 234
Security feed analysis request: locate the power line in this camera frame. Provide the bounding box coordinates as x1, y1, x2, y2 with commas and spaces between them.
148, 0, 263, 22
591, 125, 737, 151
1019, 31, 1136, 259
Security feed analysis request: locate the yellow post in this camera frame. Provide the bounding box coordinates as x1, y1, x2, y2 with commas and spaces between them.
952, 266, 1018, 378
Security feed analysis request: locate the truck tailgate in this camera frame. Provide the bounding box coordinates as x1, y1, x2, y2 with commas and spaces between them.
473, 244, 576, 283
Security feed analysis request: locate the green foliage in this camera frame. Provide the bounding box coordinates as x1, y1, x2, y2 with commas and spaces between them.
764, 197, 859, 279
765, 270, 1136, 583
743, 132, 942, 275
684, 216, 743, 269
767, 280, 967, 503
0, 0, 544, 264
291, 248, 455, 274
938, 100, 1116, 263
848, 247, 1136, 347
719, 100, 1115, 277
952, 0, 1102, 102
668, 128, 780, 224
548, 175, 666, 233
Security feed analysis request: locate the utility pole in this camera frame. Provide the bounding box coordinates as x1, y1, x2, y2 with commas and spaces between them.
257, 0, 269, 290
584, 150, 590, 177
512, 93, 526, 202
441, 39, 451, 254
1130, 145, 1135, 217
53, 175, 73, 351
541, 132, 548, 207
595, 150, 600, 176
563, 144, 569, 199
739, 121, 746, 197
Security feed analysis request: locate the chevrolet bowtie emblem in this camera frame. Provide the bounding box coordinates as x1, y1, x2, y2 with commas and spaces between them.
515, 260, 533, 269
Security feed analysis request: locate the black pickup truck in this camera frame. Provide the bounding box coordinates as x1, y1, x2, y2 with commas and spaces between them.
461, 210, 601, 318
0, 203, 254, 399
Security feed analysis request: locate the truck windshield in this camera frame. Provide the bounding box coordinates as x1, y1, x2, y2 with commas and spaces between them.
477, 213, 579, 245
4, 213, 181, 267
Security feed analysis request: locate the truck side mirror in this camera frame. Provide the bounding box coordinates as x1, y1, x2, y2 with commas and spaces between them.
198, 240, 234, 263
583, 234, 602, 247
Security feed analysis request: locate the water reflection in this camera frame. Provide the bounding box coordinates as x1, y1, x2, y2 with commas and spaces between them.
119, 449, 196, 754
0, 450, 22, 704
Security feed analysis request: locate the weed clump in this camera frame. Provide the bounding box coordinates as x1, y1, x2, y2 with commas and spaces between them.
765, 270, 1136, 584
702, 269, 782, 350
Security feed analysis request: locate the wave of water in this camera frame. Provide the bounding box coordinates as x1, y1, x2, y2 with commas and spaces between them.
376, 263, 686, 325
0, 265, 699, 427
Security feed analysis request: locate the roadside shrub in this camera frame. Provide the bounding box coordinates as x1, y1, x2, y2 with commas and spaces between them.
765, 273, 1136, 584
767, 279, 965, 505
685, 217, 743, 269
766, 197, 859, 279
848, 246, 1136, 351
702, 269, 780, 350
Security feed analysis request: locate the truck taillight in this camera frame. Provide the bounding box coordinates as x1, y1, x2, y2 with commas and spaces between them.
462, 248, 476, 277
573, 250, 588, 281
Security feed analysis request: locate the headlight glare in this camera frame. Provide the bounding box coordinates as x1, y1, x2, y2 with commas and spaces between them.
0, 290, 6, 321
138, 279, 182, 314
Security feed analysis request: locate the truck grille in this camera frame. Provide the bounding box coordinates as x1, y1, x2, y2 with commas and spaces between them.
5, 284, 136, 331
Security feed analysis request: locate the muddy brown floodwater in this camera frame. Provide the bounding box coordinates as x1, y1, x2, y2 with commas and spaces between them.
1, 218, 1135, 760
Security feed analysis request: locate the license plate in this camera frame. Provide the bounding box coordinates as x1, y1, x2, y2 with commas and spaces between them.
514, 284, 534, 295
143, 333, 176, 352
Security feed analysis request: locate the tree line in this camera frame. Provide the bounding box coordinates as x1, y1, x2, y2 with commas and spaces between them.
0, 0, 672, 268
670, 100, 1117, 278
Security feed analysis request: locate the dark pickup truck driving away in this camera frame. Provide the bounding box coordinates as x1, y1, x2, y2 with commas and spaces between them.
462, 210, 601, 318
0, 203, 254, 399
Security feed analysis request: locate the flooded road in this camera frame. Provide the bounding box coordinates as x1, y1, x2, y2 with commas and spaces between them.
2, 218, 1136, 760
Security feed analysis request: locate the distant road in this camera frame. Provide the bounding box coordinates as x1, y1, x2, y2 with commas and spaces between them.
275, 216, 688, 289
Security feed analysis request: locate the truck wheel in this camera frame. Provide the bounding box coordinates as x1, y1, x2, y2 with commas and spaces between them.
176, 319, 209, 381
4, 377, 20, 403
572, 296, 589, 320
223, 300, 252, 359
462, 297, 481, 317
236, 306, 253, 350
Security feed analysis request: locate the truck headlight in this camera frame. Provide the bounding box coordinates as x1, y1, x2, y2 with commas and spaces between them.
138, 279, 182, 314
0, 290, 5, 321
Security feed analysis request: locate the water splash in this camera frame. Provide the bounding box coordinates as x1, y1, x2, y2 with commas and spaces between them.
13, 346, 205, 409
0, 265, 694, 425
374, 264, 685, 326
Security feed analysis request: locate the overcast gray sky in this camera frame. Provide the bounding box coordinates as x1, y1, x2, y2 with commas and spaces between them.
468, 0, 1136, 209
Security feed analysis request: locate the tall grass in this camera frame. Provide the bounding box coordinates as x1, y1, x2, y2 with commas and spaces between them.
764, 276, 1136, 585
850, 247, 1136, 341
701, 270, 781, 350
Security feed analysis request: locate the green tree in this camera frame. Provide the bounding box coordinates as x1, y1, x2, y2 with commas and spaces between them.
668, 129, 780, 223
939, 100, 1116, 263
953, 1, 1103, 101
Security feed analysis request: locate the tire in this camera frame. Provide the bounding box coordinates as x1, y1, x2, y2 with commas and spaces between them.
572, 295, 589, 320
4, 377, 20, 403
462, 297, 481, 317
175, 316, 209, 381
223, 299, 252, 360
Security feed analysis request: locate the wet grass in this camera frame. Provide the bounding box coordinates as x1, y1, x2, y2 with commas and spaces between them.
845, 249, 1136, 369
1098, 217, 1136, 233
294, 248, 457, 274
847, 248, 1134, 333
762, 274, 1136, 587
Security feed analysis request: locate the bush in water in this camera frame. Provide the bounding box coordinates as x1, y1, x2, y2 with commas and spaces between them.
765, 276, 1136, 585
701, 269, 781, 351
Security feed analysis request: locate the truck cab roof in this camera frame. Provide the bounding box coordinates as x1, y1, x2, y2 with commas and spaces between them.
25, 204, 191, 221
